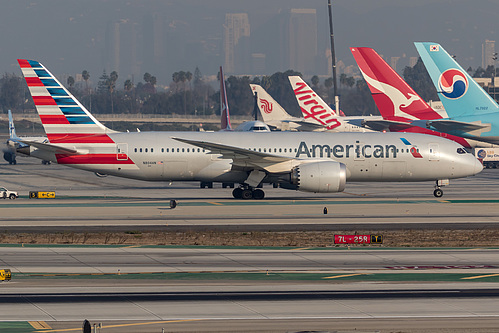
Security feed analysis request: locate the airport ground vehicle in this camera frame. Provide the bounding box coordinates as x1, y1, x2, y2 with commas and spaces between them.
0, 187, 18, 199
475, 148, 499, 168
0, 269, 11, 281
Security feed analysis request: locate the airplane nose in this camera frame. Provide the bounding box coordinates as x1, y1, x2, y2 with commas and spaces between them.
473, 156, 484, 175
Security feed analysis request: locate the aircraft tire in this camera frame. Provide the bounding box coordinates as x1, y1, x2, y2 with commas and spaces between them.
232, 188, 243, 199
241, 189, 253, 200
253, 189, 265, 200
433, 188, 443, 198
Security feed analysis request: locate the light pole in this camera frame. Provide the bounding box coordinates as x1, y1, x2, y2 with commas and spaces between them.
492, 52, 497, 101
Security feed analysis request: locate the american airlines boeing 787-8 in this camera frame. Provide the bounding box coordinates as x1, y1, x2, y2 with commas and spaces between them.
17, 59, 482, 198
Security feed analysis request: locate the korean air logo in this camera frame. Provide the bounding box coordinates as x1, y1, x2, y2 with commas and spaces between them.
477, 149, 487, 159
438, 69, 468, 99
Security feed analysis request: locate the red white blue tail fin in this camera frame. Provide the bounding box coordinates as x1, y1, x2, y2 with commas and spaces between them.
17, 59, 115, 144
350, 48, 443, 121
219, 66, 232, 131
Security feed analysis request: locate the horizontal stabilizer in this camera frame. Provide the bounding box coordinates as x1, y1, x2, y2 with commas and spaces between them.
362, 119, 415, 132
283, 120, 327, 130
19, 140, 83, 155
427, 120, 490, 134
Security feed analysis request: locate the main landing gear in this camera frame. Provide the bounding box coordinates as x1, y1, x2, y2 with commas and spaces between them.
232, 185, 265, 200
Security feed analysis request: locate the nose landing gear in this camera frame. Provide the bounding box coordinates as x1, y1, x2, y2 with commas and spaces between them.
433, 179, 448, 198
433, 187, 443, 198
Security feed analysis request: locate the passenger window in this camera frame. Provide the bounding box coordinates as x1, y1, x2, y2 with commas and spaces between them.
151, 148, 154, 153
145, 148, 148, 153
182, 148, 185, 152
134, 148, 137, 153
140, 148, 142, 153
177, 148, 180, 152
284, 148, 287, 153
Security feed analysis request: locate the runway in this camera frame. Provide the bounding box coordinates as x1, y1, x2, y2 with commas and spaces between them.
0, 159, 499, 232
1, 159, 499, 332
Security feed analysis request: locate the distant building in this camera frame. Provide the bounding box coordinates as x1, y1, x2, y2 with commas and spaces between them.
251, 53, 266, 74
288, 9, 318, 75
224, 13, 250, 74
482, 39, 496, 69
104, 19, 139, 81
390, 57, 400, 72
409, 57, 418, 68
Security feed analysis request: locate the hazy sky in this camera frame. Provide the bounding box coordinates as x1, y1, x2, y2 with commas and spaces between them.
2, 0, 498, 85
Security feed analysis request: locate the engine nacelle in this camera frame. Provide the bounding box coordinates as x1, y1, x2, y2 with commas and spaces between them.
291, 161, 347, 193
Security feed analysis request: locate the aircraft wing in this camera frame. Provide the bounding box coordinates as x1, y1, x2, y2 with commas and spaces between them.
19, 140, 83, 155
427, 120, 491, 134
362, 119, 414, 132
172, 137, 297, 173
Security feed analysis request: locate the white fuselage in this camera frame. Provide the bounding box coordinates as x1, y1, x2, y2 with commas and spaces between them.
30, 131, 482, 184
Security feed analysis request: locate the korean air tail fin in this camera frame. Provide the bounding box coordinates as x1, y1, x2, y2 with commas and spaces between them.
350, 47, 442, 121
219, 66, 232, 131
249, 84, 293, 123
17, 59, 116, 145
415, 42, 499, 118
288, 76, 339, 125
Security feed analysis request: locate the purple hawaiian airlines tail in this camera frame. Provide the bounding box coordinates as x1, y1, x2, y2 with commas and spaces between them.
219, 66, 232, 131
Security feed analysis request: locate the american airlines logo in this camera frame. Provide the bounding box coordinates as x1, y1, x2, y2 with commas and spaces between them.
295, 141, 398, 159
293, 82, 341, 130
259, 98, 273, 114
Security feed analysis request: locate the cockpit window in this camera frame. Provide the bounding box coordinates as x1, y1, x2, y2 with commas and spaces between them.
457, 148, 466, 154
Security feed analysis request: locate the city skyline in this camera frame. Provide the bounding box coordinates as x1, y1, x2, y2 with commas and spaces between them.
2, 0, 498, 87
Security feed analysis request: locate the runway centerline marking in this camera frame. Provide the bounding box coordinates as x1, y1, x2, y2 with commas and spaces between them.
461, 273, 499, 280
323, 273, 365, 279
40, 319, 203, 332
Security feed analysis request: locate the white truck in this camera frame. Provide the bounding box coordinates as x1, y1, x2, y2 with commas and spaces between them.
0, 187, 18, 199
475, 148, 499, 169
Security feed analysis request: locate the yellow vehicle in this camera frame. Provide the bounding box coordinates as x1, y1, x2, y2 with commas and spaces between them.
0, 269, 11, 281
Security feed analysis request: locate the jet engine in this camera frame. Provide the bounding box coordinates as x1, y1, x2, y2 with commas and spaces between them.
291, 161, 347, 193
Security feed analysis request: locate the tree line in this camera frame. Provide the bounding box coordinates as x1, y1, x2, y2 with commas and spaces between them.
1, 59, 496, 120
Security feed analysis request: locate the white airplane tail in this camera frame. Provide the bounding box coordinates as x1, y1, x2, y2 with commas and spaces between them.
288, 76, 341, 130
249, 84, 293, 123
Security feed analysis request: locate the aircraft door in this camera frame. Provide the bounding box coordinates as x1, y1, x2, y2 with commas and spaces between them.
428, 143, 439, 161
117, 143, 128, 160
